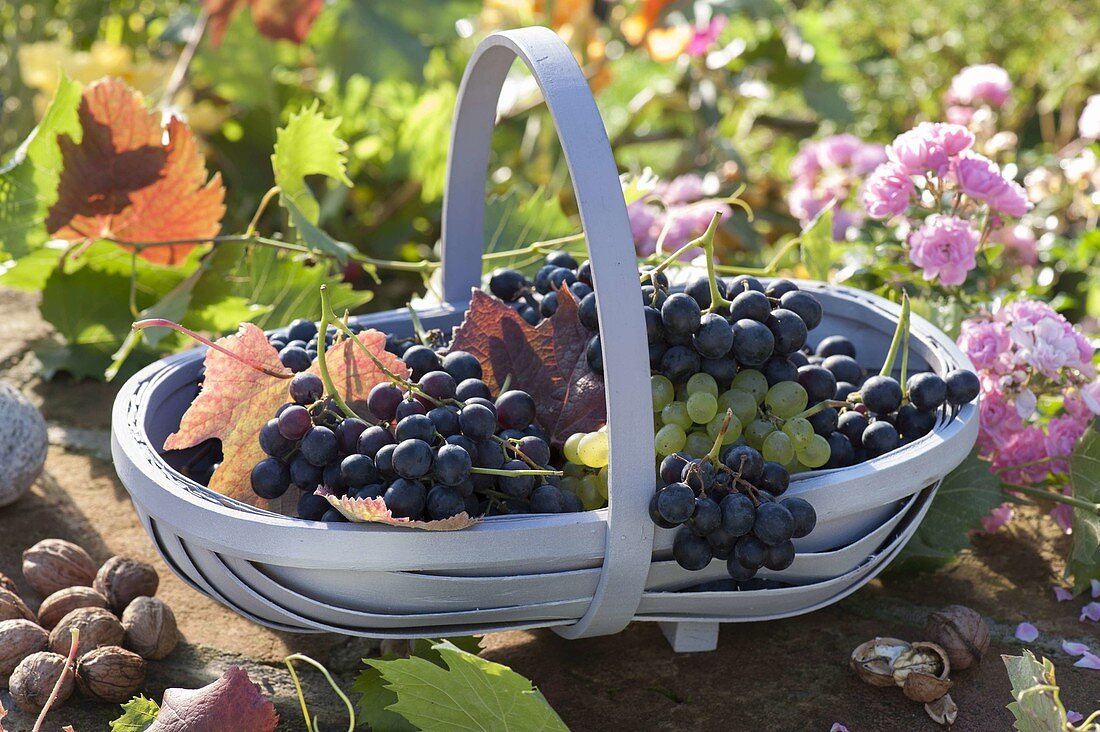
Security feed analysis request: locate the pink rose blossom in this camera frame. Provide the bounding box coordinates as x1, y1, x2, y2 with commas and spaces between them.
1050, 501, 1074, 534
1080, 94, 1100, 140
981, 503, 1015, 533
656, 174, 711, 205
627, 200, 658, 254
1045, 416, 1088, 474
907, 214, 979, 285
788, 135, 884, 239
993, 426, 1049, 484
950, 152, 1031, 216
999, 298, 1058, 326
1010, 316, 1092, 379
686, 15, 727, 57
977, 388, 1025, 455
988, 178, 1030, 217
946, 64, 1013, 107
945, 105, 976, 126
958, 319, 1012, 372
861, 162, 914, 219
992, 224, 1038, 266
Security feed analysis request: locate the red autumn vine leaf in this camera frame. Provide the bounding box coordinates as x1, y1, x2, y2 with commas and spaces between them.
46, 78, 226, 266
163, 323, 408, 511
450, 287, 606, 447
147, 666, 278, 732
204, 0, 324, 48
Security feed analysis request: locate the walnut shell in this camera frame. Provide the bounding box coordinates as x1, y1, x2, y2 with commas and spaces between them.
925, 692, 958, 726
850, 637, 911, 687
122, 597, 178, 660
925, 605, 990, 670
0, 619, 49, 686
895, 642, 953, 703
0, 571, 17, 594
38, 586, 110, 630
49, 607, 124, 657
9, 651, 74, 713
93, 556, 159, 612
0, 586, 36, 623
22, 539, 97, 597
76, 646, 146, 703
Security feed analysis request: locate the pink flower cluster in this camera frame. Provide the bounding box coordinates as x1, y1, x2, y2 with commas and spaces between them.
627, 174, 732, 258
944, 64, 1012, 125
907, 215, 979, 285
788, 134, 886, 240
959, 300, 1099, 534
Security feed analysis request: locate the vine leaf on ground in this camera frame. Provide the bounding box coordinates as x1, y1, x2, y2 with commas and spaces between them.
46, 78, 226, 266
109, 695, 161, 731
892, 450, 1005, 571
146, 667, 278, 732
450, 287, 606, 446
204, 0, 324, 48
320, 488, 477, 530
1003, 651, 1066, 732
366, 640, 568, 732
1068, 419, 1100, 593
163, 323, 408, 510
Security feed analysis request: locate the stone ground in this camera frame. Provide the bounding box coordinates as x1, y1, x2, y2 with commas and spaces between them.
1, 286, 1098, 731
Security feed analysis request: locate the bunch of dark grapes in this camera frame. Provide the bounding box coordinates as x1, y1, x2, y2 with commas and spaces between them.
649, 438, 817, 583
250, 347, 582, 522
801, 335, 981, 464
265, 318, 365, 373
487, 252, 594, 327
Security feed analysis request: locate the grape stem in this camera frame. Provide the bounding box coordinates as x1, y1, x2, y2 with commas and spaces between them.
1008, 484, 1100, 515
640, 211, 723, 283
316, 286, 359, 419
132, 318, 292, 378
705, 409, 734, 463
898, 291, 912, 391
791, 399, 849, 421
284, 653, 356, 732
33, 628, 79, 732
879, 293, 911, 378
698, 212, 733, 313
471, 467, 562, 477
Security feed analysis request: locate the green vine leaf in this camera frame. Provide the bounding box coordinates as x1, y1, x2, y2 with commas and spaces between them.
0, 72, 83, 259
800, 203, 833, 282
1068, 419, 1100, 593
283, 198, 360, 266
1003, 651, 1066, 732
273, 101, 352, 227
109, 695, 161, 731
893, 449, 1006, 571
366, 640, 567, 732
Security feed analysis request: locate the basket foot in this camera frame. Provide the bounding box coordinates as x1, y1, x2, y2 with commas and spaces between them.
658, 621, 719, 652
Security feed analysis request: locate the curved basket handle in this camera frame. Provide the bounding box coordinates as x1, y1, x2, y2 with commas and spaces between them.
440, 27, 654, 638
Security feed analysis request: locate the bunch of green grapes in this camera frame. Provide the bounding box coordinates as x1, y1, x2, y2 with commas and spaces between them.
561, 428, 610, 510
652, 370, 830, 470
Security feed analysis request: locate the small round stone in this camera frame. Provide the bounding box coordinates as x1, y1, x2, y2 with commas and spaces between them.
0, 382, 48, 507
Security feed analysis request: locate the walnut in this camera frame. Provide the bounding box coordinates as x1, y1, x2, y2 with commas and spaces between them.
122, 597, 178, 660
49, 607, 124, 657
9, 651, 74, 713
76, 646, 146, 703
850, 637, 911, 687
38, 586, 110, 630
0, 619, 49, 686
893, 642, 953, 703
925, 605, 990, 670
22, 539, 97, 597
93, 557, 159, 612
0, 571, 17, 594
0, 586, 35, 623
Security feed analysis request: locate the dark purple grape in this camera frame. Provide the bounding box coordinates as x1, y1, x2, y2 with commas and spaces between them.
649, 492, 678, 529
321, 508, 348, 523
433, 443, 472, 486
808, 407, 839, 437
455, 378, 491, 401
762, 357, 799, 387
289, 456, 323, 490
907, 372, 947, 412
300, 426, 338, 467
579, 293, 599, 331
753, 502, 795, 545
495, 390, 536, 430
732, 319, 775, 366
660, 452, 691, 486
779, 291, 822, 330
392, 439, 434, 479
586, 335, 603, 374
729, 290, 771, 323
530, 484, 565, 513
367, 383, 403, 421
279, 346, 312, 373
340, 454, 378, 488
419, 370, 457, 401
861, 375, 903, 414
488, 269, 527, 302
427, 406, 461, 437
357, 425, 395, 457
837, 410, 868, 447
824, 432, 855, 468
660, 293, 702, 336
277, 405, 313, 441
259, 419, 294, 458
758, 461, 790, 496
516, 436, 550, 466
403, 345, 442, 379
815, 335, 856, 358
733, 534, 767, 570
322, 461, 344, 494
797, 365, 838, 404
656, 482, 695, 525
765, 308, 808, 355
897, 404, 936, 439
396, 414, 436, 443
297, 492, 329, 520
442, 351, 482, 382
251, 457, 291, 499
782, 497, 817, 538
384, 478, 426, 518
688, 497, 722, 535
335, 418, 368, 454
426, 485, 466, 520
862, 420, 899, 458
287, 318, 317, 342
289, 372, 324, 404
763, 540, 795, 571
693, 313, 734, 359
498, 459, 535, 499
726, 556, 758, 581
458, 404, 496, 440
945, 369, 980, 406
721, 445, 764, 482
822, 355, 862, 385
660, 345, 701, 383
394, 398, 427, 420
374, 443, 396, 478
673, 527, 713, 570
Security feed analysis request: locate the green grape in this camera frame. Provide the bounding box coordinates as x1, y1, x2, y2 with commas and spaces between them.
797, 434, 831, 468
661, 401, 693, 430
559, 476, 581, 496
562, 461, 586, 478
706, 412, 742, 445
685, 431, 713, 457
762, 430, 795, 465
651, 375, 675, 412
744, 418, 776, 450
718, 389, 758, 427
578, 431, 609, 468
596, 467, 609, 499
686, 372, 719, 398
563, 432, 585, 465
577, 476, 603, 510
732, 370, 769, 404
765, 381, 809, 419
781, 417, 814, 451
655, 424, 688, 456
686, 391, 719, 424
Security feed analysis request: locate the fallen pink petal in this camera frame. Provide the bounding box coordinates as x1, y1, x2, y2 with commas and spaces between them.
1053, 586, 1074, 602
829, 725, 850, 732
1082, 602, 1100, 623
1067, 710, 1084, 724
1063, 641, 1090, 656
1014, 622, 1039, 642
1073, 652, 1100, 670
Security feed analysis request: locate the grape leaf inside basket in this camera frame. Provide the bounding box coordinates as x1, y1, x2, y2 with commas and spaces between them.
163, 323, 407, 511
450, 287, 605, 447
320, 488, 477, 530
46, 78, 226, 266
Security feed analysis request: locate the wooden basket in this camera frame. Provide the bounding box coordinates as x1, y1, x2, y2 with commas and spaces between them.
111, 27, 978, 651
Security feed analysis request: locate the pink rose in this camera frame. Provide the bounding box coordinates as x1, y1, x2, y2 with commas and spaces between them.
887, 122, 974, 177
993, 426, 1049, 485
946, 105, 976, 126
950, 153, 1031, 217
907, 214, 979, 285
861, 162, 914, 220
1045, 415, 1088, 474
981, 502, 1015, 533
945, 64, 1013, 107
958, 318, 1012, 372
686, 15, 727, 58
627, 200, 659, 255
1010, 316, 1091, 379
977, 387, 1025, 455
